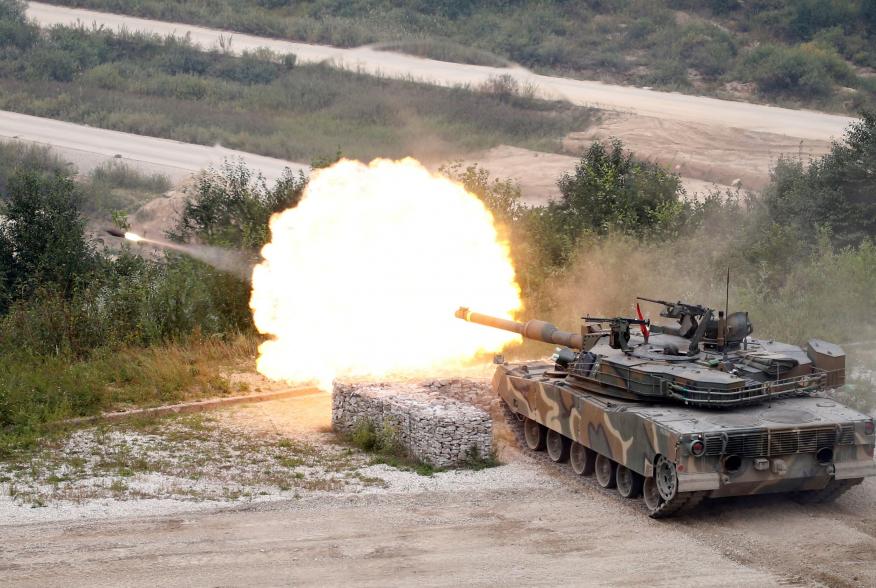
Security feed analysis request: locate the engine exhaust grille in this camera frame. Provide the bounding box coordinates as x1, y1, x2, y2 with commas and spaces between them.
703, 425, 855, 458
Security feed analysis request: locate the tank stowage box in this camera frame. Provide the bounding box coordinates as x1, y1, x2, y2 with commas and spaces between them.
456, 299, 875, 518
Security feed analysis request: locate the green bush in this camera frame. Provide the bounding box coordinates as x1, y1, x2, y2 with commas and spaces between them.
554, 139, 686, 243
35, 0, 876, 108
349, 418, 402, 456
673, 24, 736, 78
739, 43, 852, 97
170, 160, 307, 249
0, 0, 36, 49
0, 171, 97, 308
764, 112, 876, 247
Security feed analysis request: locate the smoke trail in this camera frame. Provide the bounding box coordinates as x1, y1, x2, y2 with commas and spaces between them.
118, 232, 254, 282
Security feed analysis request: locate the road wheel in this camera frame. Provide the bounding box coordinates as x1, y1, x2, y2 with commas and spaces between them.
616, 465, 643, 499
643, 476, 662, 512
545, 430, 570, 462
569, 442, 595, 476
654, 455, 678, 502
523, 418, 546, 451
594, 454, 617, 489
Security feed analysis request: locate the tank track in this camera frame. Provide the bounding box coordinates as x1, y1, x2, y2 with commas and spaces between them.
500, 402, 705, 518
647, 489, 708, 518
792, 478, 862, 504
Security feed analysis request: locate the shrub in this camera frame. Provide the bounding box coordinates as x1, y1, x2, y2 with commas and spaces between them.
764, 112, 876, 247
739, 43, 853, 97
0, 0, 37, 49
211, 49, 282, 85
170, 160, 307, 249
554, 139, 686, 243
673, 24, 737, 78
0, 171, 97, 308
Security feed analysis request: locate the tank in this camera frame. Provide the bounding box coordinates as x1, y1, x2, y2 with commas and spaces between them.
455, 300, 876, 517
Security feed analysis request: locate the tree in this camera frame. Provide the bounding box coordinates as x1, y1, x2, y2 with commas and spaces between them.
0, 170, 95, 309
553, 139, 685, 244
0, 0, 37, 50
170, 159, 307, 249
765, 112, 876, 247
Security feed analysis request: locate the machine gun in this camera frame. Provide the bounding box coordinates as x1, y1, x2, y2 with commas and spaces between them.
637, 297, 717, 355
637, 297, 710, 336
583, 316, 650, 352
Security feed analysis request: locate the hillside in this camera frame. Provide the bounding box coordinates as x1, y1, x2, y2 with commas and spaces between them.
44, 0, 876, 113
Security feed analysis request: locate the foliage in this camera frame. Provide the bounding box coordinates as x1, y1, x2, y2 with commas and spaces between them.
42, 0, 876, 109
764, 112, 876, 247
738, 42, 854, 97
553, 140, 686, 243
0, 13, 592, 163
0, 156, 258, 440
0, 0, 36, 50
0, 336, 257, 453
0, 142, 71, 195
0, 171, 97, 310
170, 160, 307, 249
348, 418, 438, 475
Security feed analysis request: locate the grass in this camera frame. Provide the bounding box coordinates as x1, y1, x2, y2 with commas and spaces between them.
0, 335, 259, 455
349, 418, 441, 476
0, 412, 380, 507
0, 20, 593, 164
0, 142, 172, 219
43, 0, 876, 112
79, 160, 172, 219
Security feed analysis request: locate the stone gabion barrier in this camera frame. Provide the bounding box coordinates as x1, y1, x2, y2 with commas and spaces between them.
332, 378, 493, 468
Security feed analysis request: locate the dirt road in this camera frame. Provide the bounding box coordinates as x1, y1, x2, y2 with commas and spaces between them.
3, 458, 873, 587
0, 110, 306, 183
27, 2, 854, 141
2, 393, 873, 588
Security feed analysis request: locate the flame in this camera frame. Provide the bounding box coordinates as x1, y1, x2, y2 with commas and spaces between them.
124, 232, 144, 242
250, 158, 521, 388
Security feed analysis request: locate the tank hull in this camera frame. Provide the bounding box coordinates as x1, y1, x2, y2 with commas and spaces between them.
495, 362, 876, 501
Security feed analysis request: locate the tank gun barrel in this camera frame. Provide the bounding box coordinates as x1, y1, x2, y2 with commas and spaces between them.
455, 307, 585, 349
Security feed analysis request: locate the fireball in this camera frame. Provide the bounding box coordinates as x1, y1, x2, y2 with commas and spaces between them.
249, 158, 521, 388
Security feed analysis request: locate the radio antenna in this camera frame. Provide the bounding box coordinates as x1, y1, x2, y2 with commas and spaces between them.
723, 267, 730, 360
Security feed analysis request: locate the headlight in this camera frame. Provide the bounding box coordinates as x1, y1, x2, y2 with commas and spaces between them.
690, 439, 706, 456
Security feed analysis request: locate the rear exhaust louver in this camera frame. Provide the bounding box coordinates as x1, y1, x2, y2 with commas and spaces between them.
703, 425, 854, 458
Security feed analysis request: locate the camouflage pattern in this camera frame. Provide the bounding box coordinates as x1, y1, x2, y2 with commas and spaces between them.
459, 303, 875, 514
495, 361, 876, 498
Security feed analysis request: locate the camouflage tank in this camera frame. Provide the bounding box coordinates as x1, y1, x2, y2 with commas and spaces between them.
455, 299, 876, 517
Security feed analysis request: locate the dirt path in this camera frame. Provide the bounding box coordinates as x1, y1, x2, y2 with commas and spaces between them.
2, 394, 874, 587
3, 458, 872, 587
0, 110, 306, 184
1, 488, 781, 587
